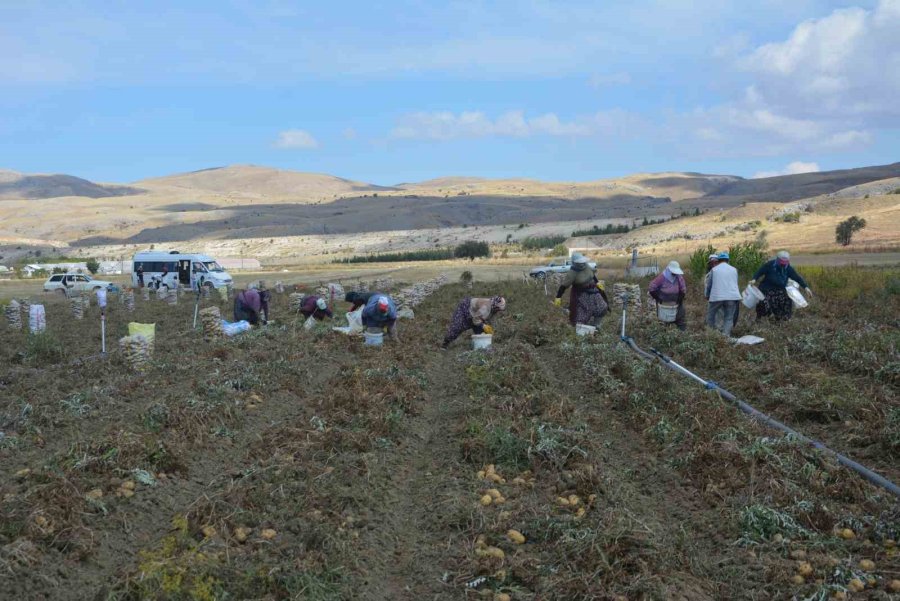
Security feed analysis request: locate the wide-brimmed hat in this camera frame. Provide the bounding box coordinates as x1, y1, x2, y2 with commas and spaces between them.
717, 251, 730, 260
667, 260, 684, 275
572, 254, 589, 264
776, 250, 790, 260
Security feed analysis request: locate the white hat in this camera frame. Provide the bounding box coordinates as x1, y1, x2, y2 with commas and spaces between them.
708, 253, 719, 261
667, 260, 684, 275
316, 298, 327, 310
572, 253, 589, 264
776, 250, 790, 260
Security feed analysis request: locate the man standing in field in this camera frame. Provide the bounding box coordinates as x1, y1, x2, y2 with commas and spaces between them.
705, 251, 741, 336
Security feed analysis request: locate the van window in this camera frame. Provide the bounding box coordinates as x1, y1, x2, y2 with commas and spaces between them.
49, 275, 63, 282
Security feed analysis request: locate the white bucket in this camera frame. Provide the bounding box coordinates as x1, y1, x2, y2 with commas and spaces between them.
785, 284, 808, 309
304, 315, 317, 330
742, 285, 765, 309
472, 333, 493, 350
657, 303, 678, 323
575, 323, 597, 337
364, 331, 384, 346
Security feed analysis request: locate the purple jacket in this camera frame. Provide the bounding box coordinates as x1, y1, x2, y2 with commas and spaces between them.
648, 271, 686, 301
301, 296, 333, 319
236, 289, 261, 313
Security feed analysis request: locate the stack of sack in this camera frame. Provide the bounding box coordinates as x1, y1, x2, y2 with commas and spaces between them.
142, 287, 151, 301
124, 289, 136, 312
119, 335, 151, 371
200, 306, 224, 338
289, 293, 304, 312
274, 281, 285, 293
70, 296, 85, 320
4, 300, 22, 330
29, 304, 46, 333
613, 283, 642, 311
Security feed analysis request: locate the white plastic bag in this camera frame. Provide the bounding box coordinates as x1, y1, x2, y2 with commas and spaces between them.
345, 307, 364, 332
221, 319, 251, 336
741, 285, 765, 309
304, 315, 317, 330
29, 304, 46, 333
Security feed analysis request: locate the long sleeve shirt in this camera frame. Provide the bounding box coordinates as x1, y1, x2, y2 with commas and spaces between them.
648, 272, 686, 300
753, 260, 808, 293
346, 291, 375, 311
362, 295, 397, 326
468, 298, 496, 326
236, 289, 261, 313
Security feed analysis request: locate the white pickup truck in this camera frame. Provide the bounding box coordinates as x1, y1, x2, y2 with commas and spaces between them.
529, 258, 597, 279
43, 273, 114, 295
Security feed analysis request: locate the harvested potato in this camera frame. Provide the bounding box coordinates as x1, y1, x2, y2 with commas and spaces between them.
858, 559, 875, 571
790, 575, 805, 585
260, 528, 277, 540
480, 495, 493, 506
493, 496, 506, 505
568, 494, 581, 506
839, 528, 855, 540
14, 468, 31, 479
494, 594, 511, 601
556, 497, 571, 506
847, 578, 864, 592
797, 562, 813, 577
488, 473, 505, 484
574, 507, 586, 519
477, 470, 486, 479
484, 546, 504, 559
85, 488, 104, 500
507, 529, 525, 544
121, 480, 136, 491
889, 579, 900, 593
201, 525, 217, 538
789, 549, 806, 560
486, 489, 502, 500
234, 527, 251, 543
118, 487, 135, 498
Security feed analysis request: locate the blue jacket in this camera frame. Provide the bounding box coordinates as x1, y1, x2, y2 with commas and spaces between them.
753, 260, 808, 293
361, 294, 397, 326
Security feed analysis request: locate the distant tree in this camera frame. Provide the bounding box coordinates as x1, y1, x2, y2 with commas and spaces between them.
454, 241, 491, 260
85, 258, 100, 274
835, 216, 867, 246
51, 267, 67, 274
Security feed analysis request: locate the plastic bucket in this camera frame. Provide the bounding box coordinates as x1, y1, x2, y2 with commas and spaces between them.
742, 285, 765, 309
472, 333, 493, 350
575, 323, 597, 337
657, 303, 678, 323
785, 285, 808, 309
364, 331, 384, 346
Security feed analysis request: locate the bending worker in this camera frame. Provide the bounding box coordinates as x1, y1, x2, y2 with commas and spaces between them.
299, 295, 333, 321
553, 253, 608, 327
648, 260, 687, 331
345, 290, 375, 311
442, 296, 507, 349
750, 250, 812, 321
234, 287, 262, 325
362, 294, 399, 341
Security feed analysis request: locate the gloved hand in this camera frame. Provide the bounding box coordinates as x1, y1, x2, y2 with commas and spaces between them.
748, 279, 756, 286
805, 287, 813, 297
553, 298, 562, 307
596, 282, 605, 291
472, 323, 484, 334
482, 325, 494, 334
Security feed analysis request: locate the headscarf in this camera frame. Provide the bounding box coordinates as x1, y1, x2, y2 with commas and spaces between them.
776, 250, 790, 266
491, 296, 507, 312
662, 268, 675, 283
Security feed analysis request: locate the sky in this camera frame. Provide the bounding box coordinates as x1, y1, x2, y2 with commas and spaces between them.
1, 0, 898, 184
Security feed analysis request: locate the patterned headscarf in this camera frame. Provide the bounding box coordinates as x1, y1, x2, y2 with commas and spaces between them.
491, 296, 507, 311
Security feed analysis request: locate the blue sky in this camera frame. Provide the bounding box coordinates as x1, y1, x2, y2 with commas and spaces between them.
1, 0, 897, 184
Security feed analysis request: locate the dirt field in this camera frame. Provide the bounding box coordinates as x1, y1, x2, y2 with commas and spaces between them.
1, 266, 898, 600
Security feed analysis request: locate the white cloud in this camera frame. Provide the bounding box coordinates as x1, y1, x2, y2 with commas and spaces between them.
390, 109, 641, 141
274, 129, 318, 149
740, 0, 900, 120
753, 161, 820, 179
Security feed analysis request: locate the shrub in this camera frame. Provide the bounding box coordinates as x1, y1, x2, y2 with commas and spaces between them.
835, 215, 867, 246
778, 212, 800, 223
571, 223, 630, 237
454, 240, 490, 260
727, 240, 769, 279
521, 236, 567, 250
687, 244, 717, 280
85, 258, 100, 274
25, 332, 65, 365
333, 248, 453, 263
550, 243, 569, 256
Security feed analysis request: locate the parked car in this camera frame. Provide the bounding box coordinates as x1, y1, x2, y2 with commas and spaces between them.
43, 273, 114, 294
529, 258, 597, 278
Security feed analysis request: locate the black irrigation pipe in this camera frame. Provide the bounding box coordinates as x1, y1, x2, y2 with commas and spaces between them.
617, 302, 900, 499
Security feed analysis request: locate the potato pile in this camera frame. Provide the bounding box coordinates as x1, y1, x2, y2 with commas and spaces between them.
4, 299, 22, 329
217, 286, 229, 303
70, 296, 85, 320
119, 335, 151, 371
393, 274, 449, 309
315, 282, 345, 301
613, 283, 642, 310
200, 306, 224, 338
123, 289, 135, 312
165, 287, 178, 306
